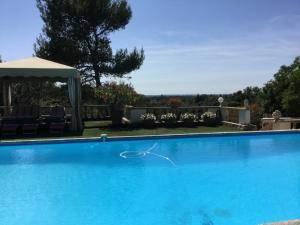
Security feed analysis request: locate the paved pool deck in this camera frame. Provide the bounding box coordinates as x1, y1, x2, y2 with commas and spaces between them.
261, 219, 300, 225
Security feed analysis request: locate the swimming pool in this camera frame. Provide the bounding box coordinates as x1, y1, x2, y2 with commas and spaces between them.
0, 132, 300, 225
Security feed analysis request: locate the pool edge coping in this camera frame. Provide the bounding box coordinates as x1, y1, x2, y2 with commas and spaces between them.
0, 129, 299, 146
260, 219, 300, 225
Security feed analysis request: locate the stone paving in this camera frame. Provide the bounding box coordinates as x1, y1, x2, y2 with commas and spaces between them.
260, 219, 300, 225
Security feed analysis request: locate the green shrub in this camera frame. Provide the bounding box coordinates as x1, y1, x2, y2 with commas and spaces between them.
140, 113, 157, 128
161, 113, 177, 127
201, 112, 217, 126
180, 112, 198, 127
180, 112, 198, 121
140, 113, 156, 121
96, 82, 138, 126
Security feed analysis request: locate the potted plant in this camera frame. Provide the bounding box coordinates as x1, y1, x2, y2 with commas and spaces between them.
140, 113, 157, 128
161, 113, 177, 127
201, 111, 217, 126
180, 112, 198, 127
96, 82, 138, 127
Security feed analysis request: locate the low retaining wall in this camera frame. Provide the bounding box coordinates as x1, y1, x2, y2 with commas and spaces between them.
125, 105, 251, 125
261, 118, 300, 130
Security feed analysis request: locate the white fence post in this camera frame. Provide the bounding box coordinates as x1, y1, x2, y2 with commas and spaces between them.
239, 109, 251, 124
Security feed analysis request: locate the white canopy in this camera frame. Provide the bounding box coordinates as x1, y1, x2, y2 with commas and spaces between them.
0, 57, 82, 132
0, 57, 78, 78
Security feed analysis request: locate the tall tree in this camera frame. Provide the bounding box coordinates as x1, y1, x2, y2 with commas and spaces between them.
261, 56, 300, 116
35, 0, 144, 86
96, 82, 138, 126
229, 86, 261, 106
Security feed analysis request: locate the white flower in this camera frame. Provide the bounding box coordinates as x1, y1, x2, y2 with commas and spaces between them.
140, 113, 156, 121
201, 112, 216, 120
161, 113, 177, 121
180, 113, 197, 121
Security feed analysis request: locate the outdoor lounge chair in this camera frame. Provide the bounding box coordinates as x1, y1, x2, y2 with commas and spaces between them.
21, 105, 40, 135
47, 106, 66, 135
1, 105, 40, 137
22, 123, 39, 136
48, 106, 66, 122
1, 123, 19, 136
3, 105, 40, 121
49, 122, 65, 135
1, 111, 22, 136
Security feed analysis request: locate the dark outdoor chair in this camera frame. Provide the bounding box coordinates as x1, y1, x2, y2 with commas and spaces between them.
47, 106, 66, 122
1, 124, 20, 136
1, 106, 23, 136
22, 124, 39, 136
21, 105, 40, 135
49, 122, 66, 135
47, 106, 66, 135
1, 105, 40, 137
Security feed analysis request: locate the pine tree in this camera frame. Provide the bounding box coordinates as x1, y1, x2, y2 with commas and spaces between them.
35, 0, 144, 86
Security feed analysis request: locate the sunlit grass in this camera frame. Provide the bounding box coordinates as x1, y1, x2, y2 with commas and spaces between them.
83, 121, 239, 137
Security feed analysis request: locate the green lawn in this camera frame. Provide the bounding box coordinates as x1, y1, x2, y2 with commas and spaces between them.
83, 121, 239, 137
1, 121, 239, 141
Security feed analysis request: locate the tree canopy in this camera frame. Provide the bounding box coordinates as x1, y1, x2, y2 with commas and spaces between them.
261, 56, 300, 116
96, 82, 138, 125
35, 0, 144, 86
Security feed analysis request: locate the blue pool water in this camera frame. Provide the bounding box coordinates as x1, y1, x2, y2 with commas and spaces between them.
0, 133, 300, 225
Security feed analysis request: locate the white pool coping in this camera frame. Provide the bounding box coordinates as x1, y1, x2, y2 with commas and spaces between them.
260, 219, 300, 225
0, 129, 299, 145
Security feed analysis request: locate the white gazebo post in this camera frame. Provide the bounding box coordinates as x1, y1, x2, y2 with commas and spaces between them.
244, 99, 249, 108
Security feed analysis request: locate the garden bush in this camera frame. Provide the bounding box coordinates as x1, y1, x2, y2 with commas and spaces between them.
140, 113, 157, 128
180, 112, 198, 127
201, 111, 217, 126
161, 113, 177, 127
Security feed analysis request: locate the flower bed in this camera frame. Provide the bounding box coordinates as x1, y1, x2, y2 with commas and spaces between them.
180, 113, 198, 127
161, 113, 177, 127
140, 113, 157, 128
201, 111, 217, 126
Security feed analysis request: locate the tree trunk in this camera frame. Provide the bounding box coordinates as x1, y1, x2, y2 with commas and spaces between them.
93, 64, 101, 87
95, 72, 101, 87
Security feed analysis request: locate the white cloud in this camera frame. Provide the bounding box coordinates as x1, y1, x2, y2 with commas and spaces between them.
267, 14, 300, 28
131, 14, 300, 94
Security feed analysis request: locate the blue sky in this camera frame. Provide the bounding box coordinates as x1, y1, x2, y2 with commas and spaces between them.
1, 0, 300, 94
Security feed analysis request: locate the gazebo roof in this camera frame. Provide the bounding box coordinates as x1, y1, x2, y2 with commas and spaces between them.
0, 57, 78, 78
